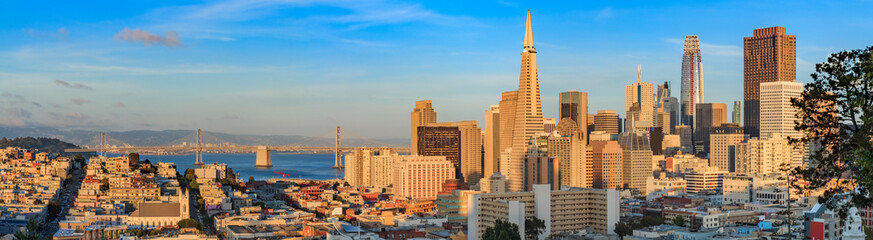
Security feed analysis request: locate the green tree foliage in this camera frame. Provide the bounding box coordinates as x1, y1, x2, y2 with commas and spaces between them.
100, 178, 110, 191
177, 218, 202, 230
0, 137, 79, 154
613, 222, 632, 238
185, 169, 196, 182
672, 216, 687, 227
482, 219, 521, 240
12, 219, 42, 240
524, 217, 546, 240
32, 199, 42, 205
248, 176, 255, 183
790, 46, 873, 219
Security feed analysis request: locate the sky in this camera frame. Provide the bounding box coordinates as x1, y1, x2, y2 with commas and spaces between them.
1, 0, 872, 139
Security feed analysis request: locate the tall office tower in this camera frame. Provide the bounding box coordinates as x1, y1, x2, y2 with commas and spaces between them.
735, 133, 795, 174
594, 110, 621, 134
649, 127, 664, 155
499, 91, 518, 153
675, 125, 693, 154
484, 105, 500, 180
744, 26, 796, 138
655, 107, 671, 135
458, 121, 483, 185
587, 114, 596, 134
344, 147, 397, 187
710, 124, 746, 172
590, 140, 623, 189
393, 155, 455, 200
732, 101, 742, 125
618, 128, 652, 194
543, 118, 557, 133
626, 66, 654, 127
693, 103, 727, 153
681, 35, 704, 128
546, 133, 571, 187
417, 123, 461, 178
760, 81, 804, 166
661, 97, 680, 133
411, 100, 437, 153
559, 91, 588, 136
656, 81, 671, 107
569, 134, 592, 188
507, 10, 545, 192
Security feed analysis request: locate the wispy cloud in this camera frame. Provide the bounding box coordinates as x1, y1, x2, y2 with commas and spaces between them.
114, 102, 126, 108
23, 27, 69, 40
596, 6, 614, 21
54, 79, 93, 90
114, 28, 183, 47
222, 114, 240, 120
70, 98, 91, 105
3, 108, 31, 119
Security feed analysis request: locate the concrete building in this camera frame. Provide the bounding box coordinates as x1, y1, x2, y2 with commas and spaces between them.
417, 123, 461, 178
506, 10, 545, 192
393, 155, 456, 200
479, 172, 509, 193
436, 190, 483, 225
483, 105, 500, 182
543, 118, 557, 134
710, 125, 746, 172
569, 134, 591, 188
722, 173, 785, 204
559, 91, 588, 137
411, 100, 437, 154
681, 35, 705, 128
457, 121, 483, 185
661, 97, 680, 134
626, 67, 654, 129
744, 26, 796, 138
676, 125, 693, 153
760, 81, 804, 165
343, 147, 397, 187
590, 140, 623, 189
254, 146, 271, 167
694, 103, 727, 153
735, 133, 795, 175
468, 185, 619, 240
685, 166, 725, 193
618, 128, 652, 194
594, 110, 621, 134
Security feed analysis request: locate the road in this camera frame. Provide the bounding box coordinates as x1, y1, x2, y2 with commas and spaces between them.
40, 164, 85, 237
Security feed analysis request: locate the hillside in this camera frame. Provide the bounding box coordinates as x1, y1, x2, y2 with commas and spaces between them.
0, 137, 80, 154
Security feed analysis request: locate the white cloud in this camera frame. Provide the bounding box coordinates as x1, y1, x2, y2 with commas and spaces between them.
114, 28, 183, 47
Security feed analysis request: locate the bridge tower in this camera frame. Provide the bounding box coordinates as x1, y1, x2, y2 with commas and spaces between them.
333, 126, 343, 169
100, 133, 106, 157
194, 129, 204, 166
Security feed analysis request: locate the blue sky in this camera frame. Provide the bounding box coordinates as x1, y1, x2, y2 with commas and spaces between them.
1, 0, 871, 138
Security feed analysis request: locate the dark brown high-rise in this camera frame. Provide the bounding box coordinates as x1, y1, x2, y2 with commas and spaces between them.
743, 26, 796, 138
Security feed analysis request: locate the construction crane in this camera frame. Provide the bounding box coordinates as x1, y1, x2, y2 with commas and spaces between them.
274, 171, 290, 180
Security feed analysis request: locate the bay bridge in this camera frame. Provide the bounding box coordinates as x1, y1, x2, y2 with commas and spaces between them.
64, 126, 409, 168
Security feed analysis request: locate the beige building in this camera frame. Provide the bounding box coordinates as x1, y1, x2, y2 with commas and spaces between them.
626, 68, 654, 128
506, 10, 545, 192
468, 185, 619, 240
411, 100, 437, 153
618, 129, 652, 194
760, 81, 804, 166
694, 103, 727, 150
685, 166, 725, 193
594, 110, 621, 134
393, 155, 455, 200
735, 133, 795, 175
483, 105, 500, 180
590, 140, 623, 190
343, 147, 397, 187
559, 91, 588, 137
710, 129, 747, 172
479, 172, 509, 193
457, 121, 483, 185
569, 134, 592, 188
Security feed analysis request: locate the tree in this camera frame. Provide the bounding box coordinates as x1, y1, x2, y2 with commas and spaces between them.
524, 217, 546, 240
614, 222, 632, 239
672, 216, 686, 227
13, 219, 42, 240
32, 199, 42, 205
482, 219, 521, 240
100, 178, 110, 191
178, 218, 202, 230
790, 46, 873, 219
248, 176, 255, 183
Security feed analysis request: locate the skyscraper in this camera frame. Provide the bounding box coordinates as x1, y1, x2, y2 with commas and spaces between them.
681, 35, 704, 128
560, 91, 588, 137
393, 155, 455, 200
417, 123, 461, 178
618, 128, 652, 195
484, 105, 500, 180
744, 27, 796, 138
457, 121, 483, 185
732, 101, 742, 125
710, 124, 745, 172
507, 10, 545, 192
626, 66, 654, 129
594, 110, 620, 134
411, 100, 437, 153
760, 81, 804, 166
656, 81, 671, 107
694, 103, 727, 153
661, 97, 680, 133
590, 140, 623, 189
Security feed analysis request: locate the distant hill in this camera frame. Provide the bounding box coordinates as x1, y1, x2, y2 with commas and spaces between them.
0, 137, 80, 154
0, 126, 408, 148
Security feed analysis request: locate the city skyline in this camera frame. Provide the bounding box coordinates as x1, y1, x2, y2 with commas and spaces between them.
2, 1, 873, 139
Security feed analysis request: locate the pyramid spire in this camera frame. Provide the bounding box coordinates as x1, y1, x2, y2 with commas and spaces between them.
524, 10, 534, 51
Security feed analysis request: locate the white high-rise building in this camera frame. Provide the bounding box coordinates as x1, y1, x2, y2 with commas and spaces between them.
759, 81, 804, 165
681, 35, 704, 128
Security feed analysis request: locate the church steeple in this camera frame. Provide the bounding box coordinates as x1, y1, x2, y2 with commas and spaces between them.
523, 10, 535, 52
